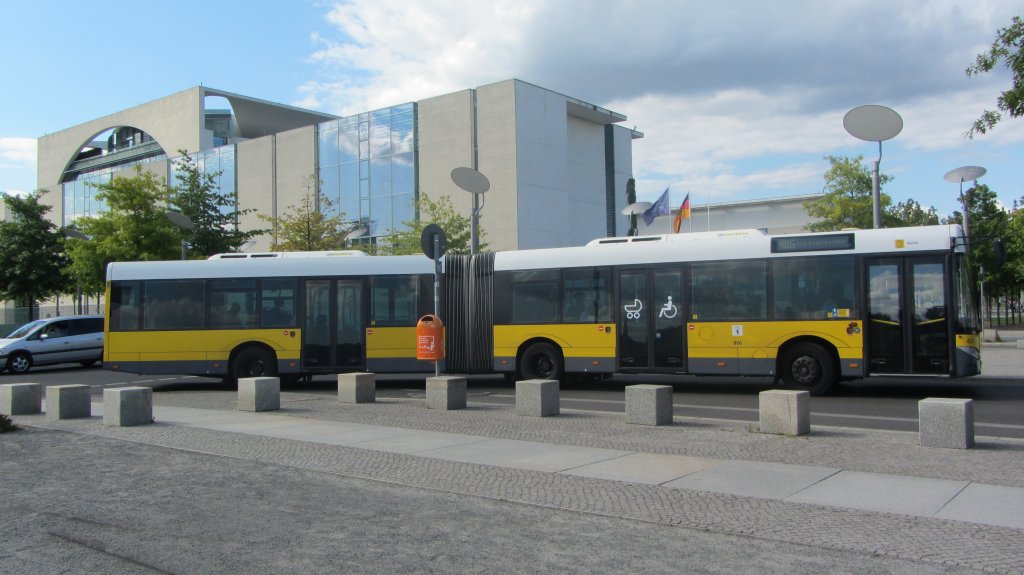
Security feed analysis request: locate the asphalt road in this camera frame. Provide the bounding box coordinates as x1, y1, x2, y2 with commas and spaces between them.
7, 355, 1024, 438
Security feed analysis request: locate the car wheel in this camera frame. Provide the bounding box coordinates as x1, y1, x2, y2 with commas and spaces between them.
7, 352, 32, 375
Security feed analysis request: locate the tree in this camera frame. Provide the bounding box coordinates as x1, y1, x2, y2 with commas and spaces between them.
382, 193, 486, 255
966, 16, 1024, 138
259, 180, 350, 251
886, 199, 941, 227
947, 183, 1010, 292
804, 155, 892, 231
66, 167, 184, 294
0, 192, 71, 319
169, 152, 262, 257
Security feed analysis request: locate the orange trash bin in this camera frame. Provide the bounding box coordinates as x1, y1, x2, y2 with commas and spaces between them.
416, 315, 445, 361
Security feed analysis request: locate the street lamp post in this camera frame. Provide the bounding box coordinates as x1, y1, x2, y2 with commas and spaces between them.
943, 166, 987, 245
843, 105, 903, 229
451, 167, 490, 254
62, 228, 88, 314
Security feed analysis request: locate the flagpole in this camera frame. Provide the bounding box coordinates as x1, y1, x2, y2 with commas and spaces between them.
706, 192, 710, 232
688, 189, 692, 233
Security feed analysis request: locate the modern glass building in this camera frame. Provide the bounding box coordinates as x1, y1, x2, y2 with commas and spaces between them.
35, 81, 642, 254
317, 103, 417, 241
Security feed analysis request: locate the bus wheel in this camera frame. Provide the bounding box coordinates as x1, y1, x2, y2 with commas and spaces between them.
519, 342, 563, 381
232, 346, 278, 380
781, 343, 836, 396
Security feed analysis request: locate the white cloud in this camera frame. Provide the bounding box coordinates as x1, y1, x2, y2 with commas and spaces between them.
302, 0, 1023, 209
0, 137, 36, 167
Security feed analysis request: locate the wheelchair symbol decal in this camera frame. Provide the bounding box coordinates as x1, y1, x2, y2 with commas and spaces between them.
658, 296, 678, 319
624, 299, 643, 320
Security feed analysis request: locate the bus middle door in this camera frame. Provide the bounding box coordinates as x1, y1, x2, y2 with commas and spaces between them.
617, 269, 686, 371
303, 279, 365, 372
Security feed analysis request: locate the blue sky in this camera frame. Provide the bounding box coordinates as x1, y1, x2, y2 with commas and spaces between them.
2, 0, 1022, 220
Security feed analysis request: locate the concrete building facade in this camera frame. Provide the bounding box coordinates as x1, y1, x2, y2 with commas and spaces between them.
34, 80, 644, 253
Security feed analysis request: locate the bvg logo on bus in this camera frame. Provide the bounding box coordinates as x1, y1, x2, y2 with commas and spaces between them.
416, 315, 445, 361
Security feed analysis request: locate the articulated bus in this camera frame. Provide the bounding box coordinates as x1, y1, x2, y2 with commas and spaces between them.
104, 224, 981, 395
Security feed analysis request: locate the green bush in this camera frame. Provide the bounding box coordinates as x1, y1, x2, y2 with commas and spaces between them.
0, 412, 19, 433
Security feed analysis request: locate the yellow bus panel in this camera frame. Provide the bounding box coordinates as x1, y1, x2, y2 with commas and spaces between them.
365, 326, 417, 359
106, 329, 301, 363
494, 324, 617, 359
687, 321, 864, 359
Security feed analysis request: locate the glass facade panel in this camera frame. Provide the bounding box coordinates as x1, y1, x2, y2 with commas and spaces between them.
370, 158, 391, 197
318, 124, 339, 167
391, 112, 414, 154
168, 145, 238, 217
340, 163, 359, 208
320, 165, 340, 215
369, 195, 391, 236
339, 124, 359, 164
391, 193, 415, 232
318, 103, 417, 245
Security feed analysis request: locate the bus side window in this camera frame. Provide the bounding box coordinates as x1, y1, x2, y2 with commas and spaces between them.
261, 279, 297, 328
110, 282, 140, 331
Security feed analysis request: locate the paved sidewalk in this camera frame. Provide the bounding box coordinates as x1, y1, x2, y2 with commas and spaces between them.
19, 391, 1024, 528
86, 402, 1023, 531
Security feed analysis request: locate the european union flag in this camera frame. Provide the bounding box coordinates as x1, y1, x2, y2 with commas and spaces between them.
643, 187, 670, 225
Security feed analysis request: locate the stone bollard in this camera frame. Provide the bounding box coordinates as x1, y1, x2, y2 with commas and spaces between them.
426, 375, 467, 410
103, 387, 153, 426
0, 383, 42, 415
919, 398, 974, 449
46, 384, 91, 420
625, 384, 673, 426
516, 379, 559, 417
238, 377, 281, 412
758, 389, 809, 436
338, 372, 376, 403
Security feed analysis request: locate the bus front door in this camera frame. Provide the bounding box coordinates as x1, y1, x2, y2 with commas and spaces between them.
866, 257, 949, 375
303, 279, 365, 372
618, 269, 686, 371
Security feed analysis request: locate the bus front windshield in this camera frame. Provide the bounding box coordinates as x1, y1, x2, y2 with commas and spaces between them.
954, 254, 980, 334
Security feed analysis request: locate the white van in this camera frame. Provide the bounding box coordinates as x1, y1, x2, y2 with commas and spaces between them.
0, 315, 104, 374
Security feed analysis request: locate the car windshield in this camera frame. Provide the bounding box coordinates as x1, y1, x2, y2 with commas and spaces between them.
5, 319, 47, 339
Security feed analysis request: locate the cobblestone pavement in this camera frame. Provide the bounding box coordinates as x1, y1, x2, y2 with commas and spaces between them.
12, 391, 1024, 574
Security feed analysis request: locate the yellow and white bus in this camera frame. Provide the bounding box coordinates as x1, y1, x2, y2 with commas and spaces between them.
104, 224, 981, 394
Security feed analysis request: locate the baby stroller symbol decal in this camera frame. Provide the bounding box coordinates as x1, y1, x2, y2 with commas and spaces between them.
624, 299, 643, 320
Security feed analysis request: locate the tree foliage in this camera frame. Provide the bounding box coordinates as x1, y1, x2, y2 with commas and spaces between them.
804, 155, 893, 231
1003, 203, 1024, 293
887, 199, 941, 227
946, 184, 1011, 289
0, 192, 71, 317
966, 15, 1024, 138
259, 181, 350, 251
169, 152, 262, 257
66, 167, 184, 294
382, 193, 486, 255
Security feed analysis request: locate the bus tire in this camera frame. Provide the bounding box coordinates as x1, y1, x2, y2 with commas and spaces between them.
780, 342, 836, 396
231, 346, 278, 381
518, 342, 563, 381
